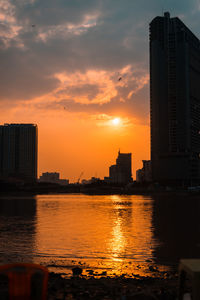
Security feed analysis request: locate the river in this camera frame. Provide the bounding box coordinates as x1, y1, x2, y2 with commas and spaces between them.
0, 193, 200, 277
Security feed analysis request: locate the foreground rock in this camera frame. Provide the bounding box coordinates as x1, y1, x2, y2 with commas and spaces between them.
48, 272, 178, 299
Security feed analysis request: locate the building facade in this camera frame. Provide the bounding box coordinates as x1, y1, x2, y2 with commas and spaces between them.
150, 12, 200, 184
0, 124, 38, 181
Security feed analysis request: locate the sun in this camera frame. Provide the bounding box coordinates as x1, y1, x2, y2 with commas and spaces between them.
111, 117, 121, 126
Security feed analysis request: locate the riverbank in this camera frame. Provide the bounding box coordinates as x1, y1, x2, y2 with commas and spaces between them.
48, 272, 179, 299
1, 179, 200, 197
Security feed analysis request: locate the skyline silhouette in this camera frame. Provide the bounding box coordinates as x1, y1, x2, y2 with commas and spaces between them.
0, 1, 200, 182
1, 4, 200, 296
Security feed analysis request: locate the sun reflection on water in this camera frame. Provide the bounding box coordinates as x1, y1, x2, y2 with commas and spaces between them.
111, 215, 125, 260
106, 195, 158, 277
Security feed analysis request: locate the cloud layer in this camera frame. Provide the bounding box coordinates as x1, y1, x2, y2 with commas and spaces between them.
1, 0, 200, 123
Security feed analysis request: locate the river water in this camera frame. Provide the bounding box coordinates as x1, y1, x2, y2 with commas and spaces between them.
0, 193, 200, 277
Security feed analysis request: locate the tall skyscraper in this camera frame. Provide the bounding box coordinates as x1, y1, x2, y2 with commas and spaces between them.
150, 12, 200, 184
0, 124, 38, 181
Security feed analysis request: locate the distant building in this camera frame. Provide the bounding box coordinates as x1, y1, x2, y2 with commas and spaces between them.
150, 12, 200, 184
109, 165, 118, 182
81, 177, 101, 185
143, 160, 152, 182
39, 172, 69, 185
0, 123, 37, 181
81, 179, 90, 185
105, 151, 132, 184
136, 168, 143, 183
136, 160, 152, 183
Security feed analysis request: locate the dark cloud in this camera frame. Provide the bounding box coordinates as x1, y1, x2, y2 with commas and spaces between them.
0, 48, 59, 100
11, 0, 101, 27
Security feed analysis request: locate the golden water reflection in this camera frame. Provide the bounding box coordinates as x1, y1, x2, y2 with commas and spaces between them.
34, 194, 167, 277
107, 195, 158, 276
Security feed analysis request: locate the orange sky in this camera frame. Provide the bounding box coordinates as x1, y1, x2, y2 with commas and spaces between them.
0, 1, 168, 182
0, 1, 199, 182
1, 98, 150, 182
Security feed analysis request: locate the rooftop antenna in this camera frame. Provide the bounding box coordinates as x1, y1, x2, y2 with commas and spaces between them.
161, 0, 164, 16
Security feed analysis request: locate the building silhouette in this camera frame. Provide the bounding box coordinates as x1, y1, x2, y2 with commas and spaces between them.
39, 172, 69, 185
105, 151, 132, 184
136, 160, 152, 183
150, 12, 200, 184
0, 124, 38, 181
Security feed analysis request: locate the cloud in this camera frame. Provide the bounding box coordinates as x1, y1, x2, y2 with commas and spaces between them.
53, 70, 117, 104
12, 0, 102, 27
0, 0, 199, 123
30, 67, 149, 126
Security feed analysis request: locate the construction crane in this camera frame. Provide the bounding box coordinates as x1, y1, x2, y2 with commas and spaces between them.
77, 172, 84, 184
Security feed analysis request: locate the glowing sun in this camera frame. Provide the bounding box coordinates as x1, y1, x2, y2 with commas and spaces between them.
111, 117, 121, 126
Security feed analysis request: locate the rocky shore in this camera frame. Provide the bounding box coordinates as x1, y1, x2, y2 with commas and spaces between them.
48, 271, 179, 300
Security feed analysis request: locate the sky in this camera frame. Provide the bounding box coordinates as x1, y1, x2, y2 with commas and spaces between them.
1, 0, 200, 182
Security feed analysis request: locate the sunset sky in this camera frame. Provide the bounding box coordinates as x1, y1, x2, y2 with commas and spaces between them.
1, 0, 200, 182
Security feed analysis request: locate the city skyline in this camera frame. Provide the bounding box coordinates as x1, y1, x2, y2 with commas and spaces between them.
1, 1, 200, 182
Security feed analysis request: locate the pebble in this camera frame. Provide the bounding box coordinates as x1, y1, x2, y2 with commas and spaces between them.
46, 272, 178, 300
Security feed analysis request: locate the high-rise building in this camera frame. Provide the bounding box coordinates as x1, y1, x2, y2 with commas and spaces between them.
107, 151, 132, 184
150, 12, 200, 184
0, 124, 38, 181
